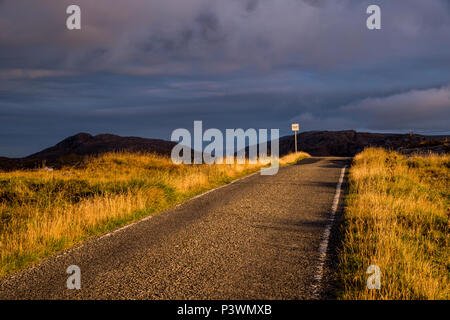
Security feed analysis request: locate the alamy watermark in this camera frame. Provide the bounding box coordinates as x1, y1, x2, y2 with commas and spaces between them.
65, 5, 382, 31
170, 121, 280, 175
366, 265, 381, 290
66, 5, 81, 30
66, 265, 81, 290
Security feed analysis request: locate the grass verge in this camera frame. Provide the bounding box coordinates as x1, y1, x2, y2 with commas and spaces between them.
338, 148, 449, 299
0, 151, 309, 277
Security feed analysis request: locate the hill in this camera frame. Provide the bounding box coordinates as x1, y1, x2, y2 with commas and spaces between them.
0, 130, 448, 171
0, 133, 177, 170
279, 130, 448, 156
27, 133, 177, 160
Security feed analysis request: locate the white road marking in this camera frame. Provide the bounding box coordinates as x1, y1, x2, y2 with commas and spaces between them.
312, 165, 347, 298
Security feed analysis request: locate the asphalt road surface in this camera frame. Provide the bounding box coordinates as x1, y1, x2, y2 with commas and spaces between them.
0, 157, 351, 299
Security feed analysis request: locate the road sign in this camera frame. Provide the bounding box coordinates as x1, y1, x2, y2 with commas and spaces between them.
291, 123, 299, 153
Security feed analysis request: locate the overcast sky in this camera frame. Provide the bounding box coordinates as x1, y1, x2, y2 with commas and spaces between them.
1, 0, 450, 157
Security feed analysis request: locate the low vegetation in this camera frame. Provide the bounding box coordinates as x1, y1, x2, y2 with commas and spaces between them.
338, 148, 449, 299
0, 151, 309, 277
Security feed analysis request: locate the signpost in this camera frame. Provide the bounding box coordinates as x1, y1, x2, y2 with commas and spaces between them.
291, 123, 299, 153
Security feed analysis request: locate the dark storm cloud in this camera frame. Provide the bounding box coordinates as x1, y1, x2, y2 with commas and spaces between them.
0, 0, 450, 156
2, 0, 449, 74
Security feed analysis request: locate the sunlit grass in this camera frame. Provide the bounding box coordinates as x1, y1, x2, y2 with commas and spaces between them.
0, 151, 309, 277
338, 148, 449, 300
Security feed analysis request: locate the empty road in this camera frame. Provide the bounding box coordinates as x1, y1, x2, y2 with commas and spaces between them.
0, 157, 350, 299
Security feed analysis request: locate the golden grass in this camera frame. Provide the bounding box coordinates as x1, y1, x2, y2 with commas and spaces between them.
0, 151, 309, 277
278, 152, 310, 166
338, 148, 449, 300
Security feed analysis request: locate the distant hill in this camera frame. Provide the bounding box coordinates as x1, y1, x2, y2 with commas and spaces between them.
0, 133, 177, 171
278, 130, 448, 156
0, 130, 448, 171
27, 133, 176, 160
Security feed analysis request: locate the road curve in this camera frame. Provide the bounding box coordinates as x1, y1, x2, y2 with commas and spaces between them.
0, 157, 351, 299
